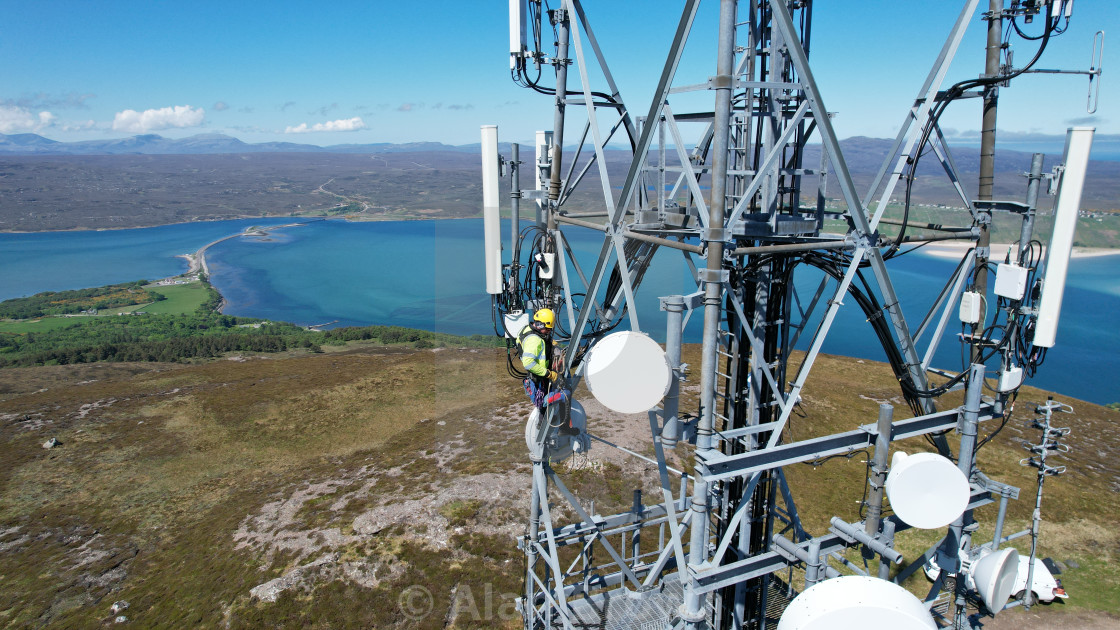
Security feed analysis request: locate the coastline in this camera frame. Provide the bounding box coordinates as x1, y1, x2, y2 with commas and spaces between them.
173, 220, 330, 317
174, 221, 311, 278
0, 215, 283, 235
0, 212, 477, 235
920, 241, 1120, 260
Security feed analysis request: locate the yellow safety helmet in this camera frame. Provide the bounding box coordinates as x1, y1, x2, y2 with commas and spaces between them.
533, 308, 556, 330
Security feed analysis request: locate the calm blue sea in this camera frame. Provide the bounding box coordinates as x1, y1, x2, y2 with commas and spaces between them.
0, 218, 298, 300
1, 218, 1116, 405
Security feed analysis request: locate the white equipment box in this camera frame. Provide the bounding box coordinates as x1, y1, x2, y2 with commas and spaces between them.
994, 264, 1028, 300
959, 291, 982, 324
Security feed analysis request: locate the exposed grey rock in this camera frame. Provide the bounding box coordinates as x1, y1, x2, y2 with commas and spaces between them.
110, 600, 129, 614
114, 615, 128, 624
249, 579, 289, 604
249, 553, 339, 603
1067, 559, 1081, 569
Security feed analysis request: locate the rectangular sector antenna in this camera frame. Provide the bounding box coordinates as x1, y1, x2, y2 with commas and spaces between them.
1033, 126, 1095, 348
481, 125, 503, 295
509, 0, 526, 69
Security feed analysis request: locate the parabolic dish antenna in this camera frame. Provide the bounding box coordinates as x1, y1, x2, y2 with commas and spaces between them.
525, 400, 588, 462
584, 331, 672, 414
778, 575, 935, 630
885, 451, 970, 530
971, 547, 1020, 613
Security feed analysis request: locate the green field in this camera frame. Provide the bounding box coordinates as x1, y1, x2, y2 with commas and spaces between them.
137, 281, 210, 314
0, 317, 85, 335
0, 280, 211, 338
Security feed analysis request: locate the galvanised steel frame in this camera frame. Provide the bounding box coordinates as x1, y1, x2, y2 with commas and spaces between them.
509, 1, 1050, 628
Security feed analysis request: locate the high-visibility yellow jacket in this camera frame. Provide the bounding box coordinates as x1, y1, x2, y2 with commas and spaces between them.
518, 324, 549, 378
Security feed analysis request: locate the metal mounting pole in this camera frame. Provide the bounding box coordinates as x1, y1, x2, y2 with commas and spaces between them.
511, 143, 522, 298
973, 0, 1002, 362
864, 403, 894, 539
548, 8, 571, 210
1018, 153, 1045, 264
951, 363, 984, 629
878, 519, 896, 580
805, 538, 823, 587
661, 295, 685, 447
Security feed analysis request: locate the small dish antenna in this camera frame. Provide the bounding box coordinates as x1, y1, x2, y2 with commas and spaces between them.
583, 331, 672, 414
970, 547, 1020, 613
525, 400, 588, 462
778, 576, 936, 630
504, 311, 529, 339
885, 451, 970, 529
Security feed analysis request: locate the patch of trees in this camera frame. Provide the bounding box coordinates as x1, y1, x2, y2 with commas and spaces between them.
0, 281, 162, 318
0, 316, 499, 368
198, 284, 223, 314
315, 325, 496, 348
7, 334, 314, 366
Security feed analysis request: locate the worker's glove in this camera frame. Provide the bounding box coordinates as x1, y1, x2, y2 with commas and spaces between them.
548, 370, 559, 382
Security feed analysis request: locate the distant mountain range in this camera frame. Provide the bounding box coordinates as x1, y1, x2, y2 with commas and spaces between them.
2, 131, 1117, 169
0, 132, 483, 156
2, 130, 1115, 171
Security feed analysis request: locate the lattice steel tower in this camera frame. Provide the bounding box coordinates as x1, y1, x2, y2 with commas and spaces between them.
483, 1, 1099, 628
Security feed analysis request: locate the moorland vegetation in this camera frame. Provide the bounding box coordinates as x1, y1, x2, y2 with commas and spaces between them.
0, 343, 1116, 628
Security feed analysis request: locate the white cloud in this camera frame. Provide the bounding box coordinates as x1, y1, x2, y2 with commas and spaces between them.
213, 101, 230, 111
62, 119, 97, 132
284, 117, 366, 134
112, 105, 205, 133
0, 105, 56, 133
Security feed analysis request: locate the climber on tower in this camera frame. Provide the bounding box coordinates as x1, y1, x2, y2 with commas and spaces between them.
517, 308, 577, 435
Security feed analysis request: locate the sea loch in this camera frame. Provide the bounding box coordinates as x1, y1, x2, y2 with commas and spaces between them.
1, 218, 1116, 405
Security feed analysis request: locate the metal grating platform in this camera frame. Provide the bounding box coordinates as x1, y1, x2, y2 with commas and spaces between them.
763, 578, 795, 630
558, 575, 707, 630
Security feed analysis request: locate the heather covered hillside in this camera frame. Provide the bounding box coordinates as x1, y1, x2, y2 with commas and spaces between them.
0, 342, 1117, 628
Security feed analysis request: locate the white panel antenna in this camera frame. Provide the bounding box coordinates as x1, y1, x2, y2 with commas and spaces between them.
584, 331, 672, 414
509, 0, 527, 70
970, 547, 1020, 613
885, 451, 970, 530
778, 576, 936, 630
481, 125, 503, 295
1034, 127, 1094, 347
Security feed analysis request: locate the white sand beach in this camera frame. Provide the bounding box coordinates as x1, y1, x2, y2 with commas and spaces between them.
919, 241, 1120, 260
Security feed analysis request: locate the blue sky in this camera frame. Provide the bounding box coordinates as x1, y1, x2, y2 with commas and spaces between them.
0, 0, 1114, 151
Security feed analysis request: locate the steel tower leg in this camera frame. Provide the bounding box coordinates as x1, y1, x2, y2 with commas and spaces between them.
683, 1, 738, 627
